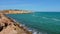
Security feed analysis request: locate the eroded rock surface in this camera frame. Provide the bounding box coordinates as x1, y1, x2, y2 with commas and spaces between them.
0, 13, 32, 34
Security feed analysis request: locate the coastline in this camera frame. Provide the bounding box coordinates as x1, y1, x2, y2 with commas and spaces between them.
1, 10, 32, 14
0, 10, 32, 34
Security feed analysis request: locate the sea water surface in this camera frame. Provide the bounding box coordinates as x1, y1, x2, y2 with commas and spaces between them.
6, 12, 60, 34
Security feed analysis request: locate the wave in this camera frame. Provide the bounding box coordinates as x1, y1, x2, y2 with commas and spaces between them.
52, 18, 60, 21
19, 23, 47, 34
42, 17, 49, 19
32, 15, 36, 16
32, 14, 48, 19
42, 17, 60, 21
32, 14, 60, 22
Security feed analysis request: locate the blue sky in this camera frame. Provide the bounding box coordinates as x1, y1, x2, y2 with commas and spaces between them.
0, 0, 60, 11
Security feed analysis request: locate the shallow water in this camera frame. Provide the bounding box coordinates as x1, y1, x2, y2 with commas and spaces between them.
6, 12, 60, 34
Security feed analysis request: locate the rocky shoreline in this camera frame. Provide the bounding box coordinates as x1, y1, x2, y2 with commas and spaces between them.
0, 12, 32, 34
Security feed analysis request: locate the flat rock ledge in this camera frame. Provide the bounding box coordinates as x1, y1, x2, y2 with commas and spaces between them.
0, 13, 32, 34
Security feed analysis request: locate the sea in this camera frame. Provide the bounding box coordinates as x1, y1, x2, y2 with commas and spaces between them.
6, 12, 60, 34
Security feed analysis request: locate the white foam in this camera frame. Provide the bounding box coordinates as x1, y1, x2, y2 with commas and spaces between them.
32, 15, 41, 18
32, 15, 35, 16
19, 24, 23, 26
42, 17, 49, 19
38, 32, 42, 34
32, 31, 47, 34
52, 18, 60, 21
33, 31, 37, 34
19, 22, 47, 34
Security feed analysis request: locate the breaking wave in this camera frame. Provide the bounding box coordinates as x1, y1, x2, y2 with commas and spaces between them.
19, 23, 47, 34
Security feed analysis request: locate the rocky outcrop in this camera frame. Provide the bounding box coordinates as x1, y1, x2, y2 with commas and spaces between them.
0, 13, 32, 34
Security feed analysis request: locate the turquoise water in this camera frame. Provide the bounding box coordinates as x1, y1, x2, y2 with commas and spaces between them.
6, 12, 60, 34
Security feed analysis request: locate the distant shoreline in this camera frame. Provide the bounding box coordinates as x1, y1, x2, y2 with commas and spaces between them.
0, 10, 32, 14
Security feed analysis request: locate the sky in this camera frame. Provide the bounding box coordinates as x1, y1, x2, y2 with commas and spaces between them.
0, 0, 60, 11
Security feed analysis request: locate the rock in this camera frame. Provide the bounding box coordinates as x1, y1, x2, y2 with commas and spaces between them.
0, 13, 32, 34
